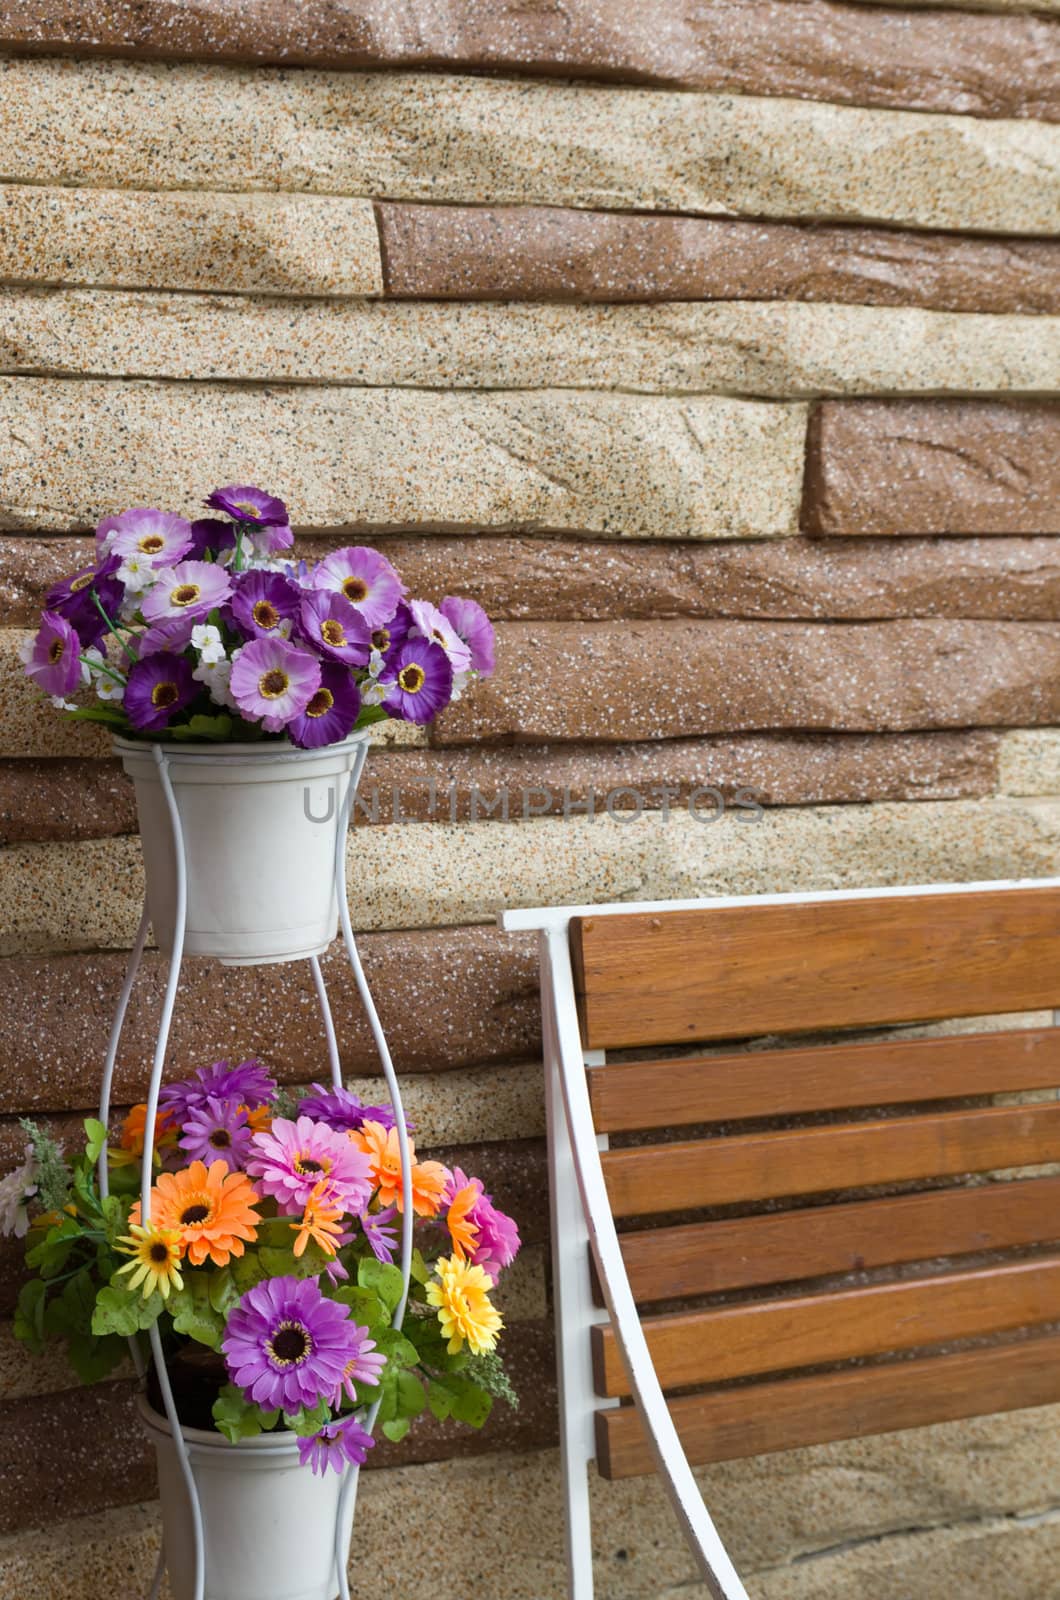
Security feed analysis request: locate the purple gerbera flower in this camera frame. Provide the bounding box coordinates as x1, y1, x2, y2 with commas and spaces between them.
123, 651, 197, 733
297, 1084, 400, 1136
331, 1324, 386, 1406
247, 1116, 373, 1214
407, 599, 472, 674
99, 508, 193, 566
231, 570, 301, 640
45, 555, 124, 649
160, 1058, 276, 1124
359, 1204, 399, 1265
186, 518, 237, 560
299, 590, 371, 667
298, 1413, 375, 1476
206, 484, 289, 527
141, 560, 232, 624
379, 638, 453, 724
222, 1275, 360, 1414
229, 637, 321, 733
178, 1095, 257, 1173
312, 547, 405, 630
440, 596, 495, 676
23, 612, 81, 698
286, 662, 361, 751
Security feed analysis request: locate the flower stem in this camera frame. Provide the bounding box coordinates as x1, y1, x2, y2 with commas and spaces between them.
90, 590, 138, 663
79, 653, 127, 688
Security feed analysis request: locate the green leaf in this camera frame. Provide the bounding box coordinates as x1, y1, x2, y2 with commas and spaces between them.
356, 1257, 404, 1314
25, 1216, 81, 1277
66, 1331, 127, 1385
83, 1118, 108, 1164
409, 1249, 431, 1287
353, 704, 389, 731
13, 1280, 47, 1353
429, 1372, 493, 1429
92, 1282, 164, 1337
207, 1267, 241, 1316
332, 1285, 388, 1332
167, 1275, 224, 1350
396, 1369, 426, 1420
99, 1193, 126, 1245
372, 1326, 419, 1368
380, 1416, 410, 1443
212, 1384, 282, 1444
427, 1379, 452, 1422
230, 1253, 267, 1294
287, 1399, 331, 1437
64, 705, 128, 727
170, 713, 234, 743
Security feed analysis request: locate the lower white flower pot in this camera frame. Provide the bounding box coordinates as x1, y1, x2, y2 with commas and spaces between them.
116, 734, 368, 966
137, 1395, 356, 1600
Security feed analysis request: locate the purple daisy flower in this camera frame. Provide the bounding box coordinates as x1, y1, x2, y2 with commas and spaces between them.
24, 612, 82, 698
206, 484, 289, 527
136, 613, 198, 658
298, 1414, 375, 1477
222, 1276, 360, 1414
247, 1116, 373, 1215
440, 596, 495, 676
408, 599, 472, 674
99, 508, 193, 567
359, 1204, 399, 1265
141, 560, 232, 624
178, 1095, 257, 1173
253, 522, 295, 555
160, 1058, 276, 1124
312, 547, 405, 630
231, 570, 301, 640
286, 662, 361, 751
123, 651, 197, 733
379, 637, 453, 724
45, 555, 124, 649
331, 1324, 386, 1406
369, 600, 412, 660
299, 591, 371, 667
296, 1084, 402, 1135
186, 518, 237, 560
229, 636, 321, 734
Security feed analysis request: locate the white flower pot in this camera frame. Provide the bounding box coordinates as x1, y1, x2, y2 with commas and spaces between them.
137, 1396, 357, 1600
116, 735, 368, 966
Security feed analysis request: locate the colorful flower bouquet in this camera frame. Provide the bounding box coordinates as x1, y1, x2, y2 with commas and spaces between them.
10, 1060, 520, 1468
22, 485, 495, 744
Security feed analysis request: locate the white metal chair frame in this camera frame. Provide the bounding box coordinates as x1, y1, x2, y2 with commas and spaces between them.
502, 876, 1060, 1600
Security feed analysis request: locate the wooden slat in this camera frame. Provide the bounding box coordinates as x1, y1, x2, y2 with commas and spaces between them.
592, 1254, 1060, 1397
571, 887, 1060, 1049
594, 1332, 1060, 1478
588, 1028, 1060, 1134
613, 1175, 1060, 1304
602, 1101, 1060, 1218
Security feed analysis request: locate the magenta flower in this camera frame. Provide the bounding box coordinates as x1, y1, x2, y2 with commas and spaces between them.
286, 662, 361, 750
331, 1325, 386, 1406
206, 484, 289, 527
447, 1166, 521, 1278
45, 555, 123, 649
99, 508, 193, 566
229, 637, 321, 733
369, 600, 411, 660
24, 612, 81, 698
123, 651, 197, 732
253, 522, 295, 555
441, 596, 495, 676
186, 518, 237, 560
246, 1116, 373, 1214
231, 570, 301, 640
222, 1276, 361, 1414
408, 599, 472, 673
298, 1414, 375, 1476
379, 638, 453, 724
160, 1059, 276, 1124
141, 560, 232, 623
297, 1084, 401, 1135
312, 547, 405, 630
136, 614, 198, 658
359, 1204, 399, 1264
299, 591, 371, 667
178, 1096, 257, 1173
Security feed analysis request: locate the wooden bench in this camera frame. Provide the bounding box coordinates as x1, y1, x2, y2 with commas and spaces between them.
503, 879, 1060, 1600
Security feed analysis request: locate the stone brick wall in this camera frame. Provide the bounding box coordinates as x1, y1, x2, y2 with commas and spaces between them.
0, 4, 1058, 1596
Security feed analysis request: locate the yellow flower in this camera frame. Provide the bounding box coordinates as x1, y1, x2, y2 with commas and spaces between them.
115, 1222, 185, 1300
425, 1253, 503, 1357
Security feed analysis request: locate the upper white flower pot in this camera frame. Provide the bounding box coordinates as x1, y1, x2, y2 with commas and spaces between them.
116, 734, 368, 966
137, 1395, 356, 1600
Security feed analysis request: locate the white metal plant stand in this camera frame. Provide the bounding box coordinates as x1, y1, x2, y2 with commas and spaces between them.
95, 737, 414, 1600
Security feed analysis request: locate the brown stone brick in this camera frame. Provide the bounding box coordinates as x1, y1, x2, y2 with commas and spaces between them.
0, 1381, 152, 1533
802, 401, 1060, 536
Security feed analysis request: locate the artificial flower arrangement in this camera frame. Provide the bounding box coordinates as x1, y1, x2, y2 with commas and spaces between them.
9, 1060, 520, 1471
22, 484, 495, 743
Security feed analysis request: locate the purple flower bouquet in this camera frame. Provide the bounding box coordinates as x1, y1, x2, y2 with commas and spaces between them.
23, 485, 495, 745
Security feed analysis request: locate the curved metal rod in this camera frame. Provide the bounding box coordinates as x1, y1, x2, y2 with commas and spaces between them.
330, 742, 415, 1600
138, 745, 206, 1600
309, 953, 343, 1093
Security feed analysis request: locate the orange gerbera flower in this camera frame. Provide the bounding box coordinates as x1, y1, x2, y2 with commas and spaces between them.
446, 1177, 481, 1260
110, 1102, 177, 1167
348, 1120, 448, 1217
130, 1159, 260, 1266
291, 1179, 345, 1258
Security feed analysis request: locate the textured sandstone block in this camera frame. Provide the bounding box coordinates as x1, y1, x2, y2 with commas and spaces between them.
7, 534, 1060, 629
0, 381, 807, 540
804, 400, 1060, 535
0, 0, 1056, 116
436, 619, 1060, 744
0, 186, 382, 297
4, 291, 1058, 399
378, 203, 1060, 314
998, 729, 1060, 796
1, 57, 1056, 233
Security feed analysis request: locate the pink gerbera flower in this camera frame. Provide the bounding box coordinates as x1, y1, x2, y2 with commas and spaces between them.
331, 1323, 386, 1406
141, 560, 232, 623
228, 637, 321, 733
312, 546, 405, 629
246, 1116, 373, 1214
